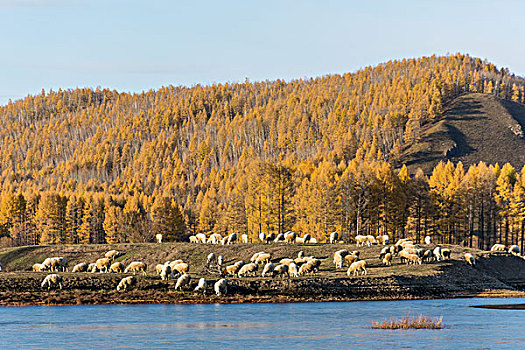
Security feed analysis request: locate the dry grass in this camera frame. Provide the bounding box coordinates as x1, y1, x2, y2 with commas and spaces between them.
371, 311, 443, 329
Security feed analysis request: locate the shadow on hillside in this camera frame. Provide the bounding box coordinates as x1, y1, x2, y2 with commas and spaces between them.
445, 96, 485, 121
445, 124, 476, 158
501, 99, 525, 132
0, 245, 44, 265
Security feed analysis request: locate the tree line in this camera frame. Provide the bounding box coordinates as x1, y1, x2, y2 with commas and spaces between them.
0, 53, 524, 249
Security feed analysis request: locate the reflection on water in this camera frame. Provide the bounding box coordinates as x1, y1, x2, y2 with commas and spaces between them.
1, 298, 525, 349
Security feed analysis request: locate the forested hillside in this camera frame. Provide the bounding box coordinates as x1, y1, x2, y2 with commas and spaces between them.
1, 54, 525, 250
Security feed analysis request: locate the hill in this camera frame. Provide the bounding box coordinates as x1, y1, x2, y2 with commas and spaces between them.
0, 242, 524, 306
401, 93, 525, 173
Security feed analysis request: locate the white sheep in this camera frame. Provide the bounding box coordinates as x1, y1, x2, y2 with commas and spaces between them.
424, 235, 432, 245
509, 245, 520, 256
226, 232, 238, 245
189, 235, 198, 243
172, 262, 189, 276
195, 233, 207, 244
355, 235, 369, 247
255, 253, 271, 265
207, 253, 217, 267
344, 254, 359, 266
299, 260, 316, 275
422, 250, 433, 262
32, 263, 43, 272
175, 273, 191, 290
279, 258, 294, 266
406, 254, 422, 265
241, 234, 249, 243
347, 260, 367, 276
259, 232, 266, 243
382, 253, 392, 266
284, 231, 296, 243
464, 253, 476, 266
41, 274, 63, 290
378, 235, 390, 245
117, 276, 136, 291
441, 248, 451, 260
273, 264, 289, 278
194, 278, 207, 294
303, 233, 311, 244
274, 233, 285, 242
124, 261, 148, 275
222, 264, 240, 276
288, 262, 299, 277
156, 233, 163, 243
214, 278, 228, 296
265, 232, 275, 243
329, 232, 338, 244
110, 262, 125, 273
105, 250, 122, 261
87, 262, 98, 273
96, 258, 111, 273
160, 264, 172, 280
238, 262, 258, 277
333, 249, 349, 269
433, 247, 442, 262
261, 262, 275, 277
366, 235, 377, 245
491, 243, 506, 252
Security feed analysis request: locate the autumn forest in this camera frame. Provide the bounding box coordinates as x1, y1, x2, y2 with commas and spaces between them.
1, 54, 525, 251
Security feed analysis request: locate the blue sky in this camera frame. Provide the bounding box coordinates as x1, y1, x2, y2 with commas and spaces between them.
1, 0, 525, 105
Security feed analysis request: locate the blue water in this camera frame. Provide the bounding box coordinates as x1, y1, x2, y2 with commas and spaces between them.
1, 298, 525, 349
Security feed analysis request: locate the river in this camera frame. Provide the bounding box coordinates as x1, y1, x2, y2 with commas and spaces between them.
1, 298, 525, 349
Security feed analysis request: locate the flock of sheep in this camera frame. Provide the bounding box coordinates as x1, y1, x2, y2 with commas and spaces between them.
25, 230, 525, 299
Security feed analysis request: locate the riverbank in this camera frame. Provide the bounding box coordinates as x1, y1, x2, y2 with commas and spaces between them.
1, 242, 525, 306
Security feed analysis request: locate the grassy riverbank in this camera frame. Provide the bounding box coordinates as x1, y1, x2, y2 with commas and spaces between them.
1, 242, 525, 306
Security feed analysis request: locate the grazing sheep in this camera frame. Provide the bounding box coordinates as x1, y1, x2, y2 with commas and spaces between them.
273, 264, 289, 278
403, 247, 418, 255
117, 276, 137, 291
284, 231, 296, 243
399, 250, 411, 264
406, 254, 422, 265
259, 232, 266, 243
379, 246, 390, 259
39, 257, 55, 272
298, 251, 305, 259
194, 278, 207, 294
210, 233, 223, 244
274, 233, 285, 242
156, 233, 163, 243
262, 262, 275, 277
298, 260, 318, 275
226, 232, 238, 245
355, 235, 369, 247
189, 235, 198, 243
265, 232, 275, 243
238, 263, 258, 277
241, 234, 249, 243
195, 233, 207, 244
250, 252, 265, 263
214, 279, 228, 296
424, 235, 432, 245
344, 254, 359, 266
366, 235, 377, 245
333, 249, 349, 269
255, 253, 272, 265
233, 260, 245, 268
433, 247, 442, 262
55, 257, 68, 272
168, 260, 184, 270
310, 237, 318, 244
347, 260, 367, 276
221, 236, 229, 245
491, 243, 506, 252
207, 253, 217, 268
95, 258, 111, 273
175, 274, 191, 290
105, 250, 122, 261
172, 263, 189, 276
279, 258, 295, 266
329, 232, 338, 244
109, 262, 125, 273
509, 245, 520, 256
87, 263, 97, 273
160, 264, 172, 280
302, 234, 311, 244
155, 264, 164, 275
124, 261, 148, 275
296, 236, 305, 243
378, 235, 390, 245
294, 257, 308, 266
382, 253, 392, 266
288, 262, 299, 277
32, 263, 43, 272
441, 248, 451, 260
464, 253, 476, 266
223, 264, 240, 276
422, 250, 433, 262
41, 274, 63, 290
